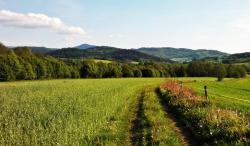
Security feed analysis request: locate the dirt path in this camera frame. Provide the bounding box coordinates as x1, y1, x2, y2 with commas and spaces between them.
130, 88, 198, 146
156, 89, 199, 146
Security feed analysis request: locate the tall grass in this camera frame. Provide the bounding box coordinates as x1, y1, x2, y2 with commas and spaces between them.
0, 78, 164, 145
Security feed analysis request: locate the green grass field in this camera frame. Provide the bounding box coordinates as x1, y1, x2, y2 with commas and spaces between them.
0, 77, 249, 145
179, 77, 250, 115
0, 78, 166, 145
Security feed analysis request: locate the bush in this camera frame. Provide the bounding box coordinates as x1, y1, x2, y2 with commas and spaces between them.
159, 80, 249, 145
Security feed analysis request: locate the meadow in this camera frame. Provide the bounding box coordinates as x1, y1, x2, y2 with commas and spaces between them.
0, 78, 165, 145
0, 77, 249, 145
180, 77, 250, 115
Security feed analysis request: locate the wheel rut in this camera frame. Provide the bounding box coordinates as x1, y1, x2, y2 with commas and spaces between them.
130, 88, 198, 146
130, 91, 153, 146
155, 88, 199, 146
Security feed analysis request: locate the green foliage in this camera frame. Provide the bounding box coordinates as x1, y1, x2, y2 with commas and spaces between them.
214, 63, 226, 81
0, 42, 247, 82
80, 61, 100, 78
121, 64, 134, 77
18, 58, 36, 80
105, 63, 122, 78
0, 58, 15, 81
138, 47, 227, 62
48, 46, 171, 62
160, 80, 249, 145
133, 69, 142, 77
0, 42, 9, 54
187, 61, 247, 78
226, 64, 247, 78
141, 68, 156, 77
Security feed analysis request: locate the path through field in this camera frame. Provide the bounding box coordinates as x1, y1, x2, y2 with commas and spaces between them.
0, 78, 166, 145
129, 87, 192, 146
0, 78, 248, 145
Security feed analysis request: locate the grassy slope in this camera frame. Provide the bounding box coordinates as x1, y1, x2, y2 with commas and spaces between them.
0, 78, 165, 145
178, 77, 250, 115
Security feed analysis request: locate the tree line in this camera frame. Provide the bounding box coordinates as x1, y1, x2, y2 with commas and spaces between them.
0, 43, 247, 81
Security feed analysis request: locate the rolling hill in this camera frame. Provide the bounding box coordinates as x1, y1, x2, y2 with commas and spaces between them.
7, 43, 230, 63
201, 52, 250, 64
47, 46, 172, 62
137, 47, 228, 62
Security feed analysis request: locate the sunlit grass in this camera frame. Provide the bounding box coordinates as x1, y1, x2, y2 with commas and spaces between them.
0, 78, 165, 145
143, 87, 184, 145
181, 77, 250, 115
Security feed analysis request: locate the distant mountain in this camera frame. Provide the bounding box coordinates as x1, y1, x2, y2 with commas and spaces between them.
201, 52, 250, 64
75, 44, 96, 49
137, 47, 228, 62
47, 46, 172, 62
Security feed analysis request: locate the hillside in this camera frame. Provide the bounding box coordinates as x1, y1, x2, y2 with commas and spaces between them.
30, 47, 56, 54
227, 52, 250, 63
201, 52, 250, 64
8, 44, 229, 62
138, 47, 228, 62
47, 46, 172, 62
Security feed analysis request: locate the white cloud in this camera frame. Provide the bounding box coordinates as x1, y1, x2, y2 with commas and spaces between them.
0, 10, 85, 35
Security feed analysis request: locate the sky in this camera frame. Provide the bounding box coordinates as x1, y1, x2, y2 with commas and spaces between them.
0, 0, 250, 53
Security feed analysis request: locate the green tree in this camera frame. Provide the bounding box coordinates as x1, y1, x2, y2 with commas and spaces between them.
133, 69, 142, 77
121, 65, 134, 77
0, 42, 9, 54
80, 61, 100, 78
214, 64, 226, 81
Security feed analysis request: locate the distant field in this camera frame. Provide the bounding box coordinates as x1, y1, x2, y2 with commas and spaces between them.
0, 78, 165, 145
179, 77, 250, 115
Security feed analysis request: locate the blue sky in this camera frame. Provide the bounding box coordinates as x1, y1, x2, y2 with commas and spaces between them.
1, 0, 250, 53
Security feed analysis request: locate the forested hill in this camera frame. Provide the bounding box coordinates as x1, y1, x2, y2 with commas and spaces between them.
137, 47, 228, 62
9, 44, 228, 63
201, 52, 250, 64
47, 46, 172, 62
0, 42, 247, 82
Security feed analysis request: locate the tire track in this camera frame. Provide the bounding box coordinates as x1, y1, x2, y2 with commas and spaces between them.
155, 88, 199, 146
130, 90, 153, 146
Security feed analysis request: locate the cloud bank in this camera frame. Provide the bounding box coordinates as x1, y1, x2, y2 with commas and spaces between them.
0, 10, 85, 35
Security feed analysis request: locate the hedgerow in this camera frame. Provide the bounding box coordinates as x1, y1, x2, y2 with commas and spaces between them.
159, 80, 250, 145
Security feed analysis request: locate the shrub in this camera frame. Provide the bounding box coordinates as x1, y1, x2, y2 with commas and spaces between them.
159, 80, 249, 145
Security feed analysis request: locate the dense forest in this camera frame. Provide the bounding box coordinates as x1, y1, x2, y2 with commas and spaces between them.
138, 47, 227, 62
201, 52, 250, 64
0, 42, 247, 81
47, 46, 171, 62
